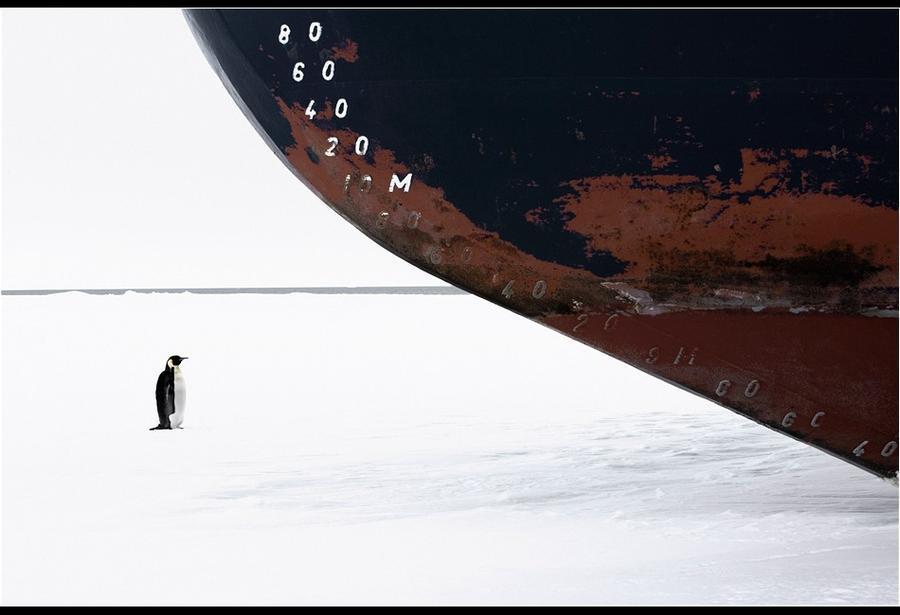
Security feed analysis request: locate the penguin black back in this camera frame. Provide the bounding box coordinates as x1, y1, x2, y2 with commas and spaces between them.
151, 355, 187, 430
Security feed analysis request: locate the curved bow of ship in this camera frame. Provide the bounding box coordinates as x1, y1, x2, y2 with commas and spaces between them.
184, 9, 899, 480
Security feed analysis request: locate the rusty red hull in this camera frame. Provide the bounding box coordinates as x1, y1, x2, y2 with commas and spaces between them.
185, 9, 899, 479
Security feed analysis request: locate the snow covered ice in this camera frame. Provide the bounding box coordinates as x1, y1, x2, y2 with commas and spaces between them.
2, 291, 897, 605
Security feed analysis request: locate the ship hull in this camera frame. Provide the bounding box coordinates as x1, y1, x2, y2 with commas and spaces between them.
185, 9, 899, 479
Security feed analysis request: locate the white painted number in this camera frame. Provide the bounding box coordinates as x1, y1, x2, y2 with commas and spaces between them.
715, 380, 731, 397
335, 98, 348, 119
322, 60, 335, 81
325, 137, 338, 157
672, 346, 698, 365
278, 24, 291, 45
573, 314, 588, 333
881, 441, 897, 457
292, 62, 305, 82
853, 441, 868, 457
355, 136, 369, 156
305, 100, 316, 119
744, 379, 760, 398
502, 280, 515, 299
309, 21, 322, 42
532, 280, 547, 299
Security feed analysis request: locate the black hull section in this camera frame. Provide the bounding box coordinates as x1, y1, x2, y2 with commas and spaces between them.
185, 9, 899, 479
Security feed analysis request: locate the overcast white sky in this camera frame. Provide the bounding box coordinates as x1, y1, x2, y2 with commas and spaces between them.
1, 9, 438, 289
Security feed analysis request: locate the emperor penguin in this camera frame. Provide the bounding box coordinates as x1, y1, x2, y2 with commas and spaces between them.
151, 355, 188, 430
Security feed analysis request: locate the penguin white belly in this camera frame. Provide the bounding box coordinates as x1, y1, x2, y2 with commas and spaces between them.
171, 367, 187, 428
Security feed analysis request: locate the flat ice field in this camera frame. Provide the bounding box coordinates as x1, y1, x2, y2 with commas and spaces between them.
2, 291, 897, 605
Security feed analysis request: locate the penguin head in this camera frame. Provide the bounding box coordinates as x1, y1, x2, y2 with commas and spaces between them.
167, 355, 189, 368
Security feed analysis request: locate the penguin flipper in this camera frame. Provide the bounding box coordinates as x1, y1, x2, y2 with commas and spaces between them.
155, 371, 176, 429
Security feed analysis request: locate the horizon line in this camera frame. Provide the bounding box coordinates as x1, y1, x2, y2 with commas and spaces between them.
1, 286, 468, 296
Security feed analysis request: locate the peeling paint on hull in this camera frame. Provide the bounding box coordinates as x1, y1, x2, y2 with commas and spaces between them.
185, 9, 899, 479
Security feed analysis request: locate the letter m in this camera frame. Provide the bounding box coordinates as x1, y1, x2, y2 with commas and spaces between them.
389, 173, 413, 193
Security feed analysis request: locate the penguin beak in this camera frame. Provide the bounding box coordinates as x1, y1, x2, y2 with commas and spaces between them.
182, 357, 189, 360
